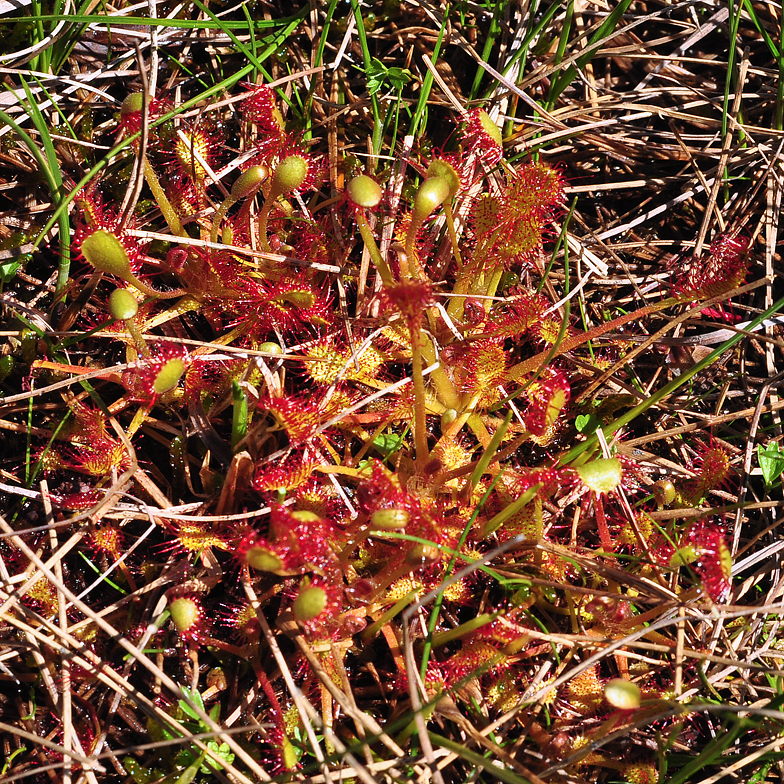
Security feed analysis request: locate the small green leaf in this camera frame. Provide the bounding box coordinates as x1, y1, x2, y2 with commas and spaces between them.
366, 57, 412, 95
758, 443, 784, 488
373, 432, 404, 455
575, 413, 596, 433
200, 741, 235, 773
178, 687, 205, 721
0, 258, 23, 284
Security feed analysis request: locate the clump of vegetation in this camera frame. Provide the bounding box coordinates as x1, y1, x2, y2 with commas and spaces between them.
1, 2, 784, 783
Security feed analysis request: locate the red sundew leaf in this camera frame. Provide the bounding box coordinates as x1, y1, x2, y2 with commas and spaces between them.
116, 94, 169, 139
673, 234, 749, 301
182, 357, 241, 406
54, 491, 102, 510
170, 121, 223, 187
487, 290, 551, 338
470, 163, 563, 264
679, 442, 732, 506
292, 478, 342, 521
239, 83, 284, 135
449, 338, 508, 409
217, 599, 261, 642
86, 524, 124, 559
688, 521, 732, 602
468, 339, 508, 385
229, 274, 335, 339
443, 639, 511, 681
264, 394, 322, 443
522, 371, 571, 437
73, 187, 146, 270
473, 193, 503, 239
381, 279, 434, 326
133, 342, 190, 399
566, 665, 605, 714
514, 162, 564, 213
261, 388, 357, 445
356, 464, 450, 549
266, 505, 341, 577
66, 439, 130, 477
237, 529, 300, 576
254, 451, 318, 493
463, 108, 504, 166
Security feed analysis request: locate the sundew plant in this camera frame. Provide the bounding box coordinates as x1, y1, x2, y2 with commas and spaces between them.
1, 1, 784, 783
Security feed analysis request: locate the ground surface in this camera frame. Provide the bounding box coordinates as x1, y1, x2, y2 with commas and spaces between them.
1, 1, 784, 783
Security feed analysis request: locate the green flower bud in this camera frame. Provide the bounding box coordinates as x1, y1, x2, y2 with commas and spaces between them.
231, 165, 269, 199
245, 547, 284, 573
425, 159, 460, 198
405, 543, 440, 564
81, 230, 135, 280
276, 290, 315, 308
370, 508, 409, 530
670, 545, 699, 568
108, 288, 139, 321
259, 342, 283, 355
81, 230, 153, 295
653, 479, 676, 508
604, 678, 640, 710
347, 175, 383, 208
290, 510, 323, 524
120, 92, 144, 116
412, 176, 450, 222
272, 155, 309, 195
441, 408, 458, 429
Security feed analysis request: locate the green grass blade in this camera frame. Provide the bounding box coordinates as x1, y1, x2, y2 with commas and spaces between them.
428, 733, 535, 784
663, 716, 747, 784
560, 291, 784, 466
545, 1, 574, 110
469, 0, 502, 100
0, 105, 70, 295
350, 0, 382, 153
409, 3, 448, 138
548, 0, 633, 105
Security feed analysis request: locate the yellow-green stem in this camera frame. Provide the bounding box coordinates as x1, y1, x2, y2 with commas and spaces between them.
355, 210, 394, 286
443, 202, 463, 269
257, 183, 291, 254
210, 196, 237, 245
419, 335, 461, 411
506, 298, 679, 382
403, 218, 428, 280
125, 319, 151, 357
410, 326, 430, 469
144, 160, 186, 238
446, 238, 492, 321
483, 266, 505, 299
257, 196, 274, 253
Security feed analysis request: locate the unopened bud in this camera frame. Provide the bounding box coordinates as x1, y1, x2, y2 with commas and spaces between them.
412, 176, 450, 222
370, 508, 409, 530
272, 155, 309, 194
108, 288, 139, 321
231, 165, 268, 199
604, 678, 640, 710
347, 175, 383, 208
425, 159, 460, 198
